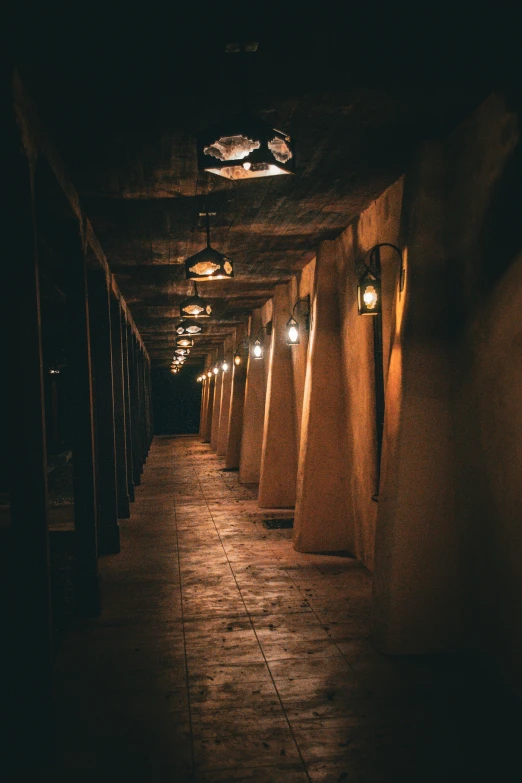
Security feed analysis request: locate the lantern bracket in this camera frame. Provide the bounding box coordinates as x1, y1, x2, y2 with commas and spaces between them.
255, 321, 272, 341
289, 295, 311, 330
360, 243, 404, 292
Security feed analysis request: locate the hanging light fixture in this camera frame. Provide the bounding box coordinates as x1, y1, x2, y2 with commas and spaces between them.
184, 212, 234, 281
171, 367, 179, 374
213, 364, 219, 375
175, 348, 190, 356
176, 319, 203, 336
179, 282, 212, 318
286, 295, 311, 345
196, 44, 295, 181
198, 115, 295, 181
222, 358, 229, 372
176, 337, 194, 348
207, 370, 212, 379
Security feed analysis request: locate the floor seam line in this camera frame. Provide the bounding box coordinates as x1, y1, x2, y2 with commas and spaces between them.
195, 456, 313, 783
173, 477, 197, 779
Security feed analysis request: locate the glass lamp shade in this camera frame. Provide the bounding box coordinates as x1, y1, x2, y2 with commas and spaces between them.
357, 270, 381, 315
197, 113, 295, 181
222, 360, 229, 372
207, 371, 212, 378
185, 246, 234, 281
179, 292, 212, 318
176, 319, 202, 336
234, 352, 242, 366
286, 316, 300, 345
171, 367, 179, 373
176, 338, 194, 348
213, 366, 219, 375
253, 339, 263, 359
175, 348, 190, 356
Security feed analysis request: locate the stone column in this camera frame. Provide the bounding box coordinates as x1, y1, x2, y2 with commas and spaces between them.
121, 312, 135, 502
258, 283, 298, 508
239, 309, 269, 484
88, 268, 120, 554
225, 323, 248, 469
217, 334, 235, 456
294, 240, 352, 552
371, 144, 460, 654
128, 329, 142, 485
6, 114, 53, 764
202, 349, 217, 443
110, 298, 130, 519
199, 371, 209, 439
67, 241, 101, 617
210, 348, 224, 451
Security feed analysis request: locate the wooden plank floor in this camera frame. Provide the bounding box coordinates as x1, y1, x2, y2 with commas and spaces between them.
48, 436, 519, 782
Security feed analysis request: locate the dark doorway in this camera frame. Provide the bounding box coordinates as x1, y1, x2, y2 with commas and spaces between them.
151, 367, 203, 435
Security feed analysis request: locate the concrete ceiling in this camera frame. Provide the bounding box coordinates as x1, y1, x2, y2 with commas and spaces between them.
18, 6, 514, 365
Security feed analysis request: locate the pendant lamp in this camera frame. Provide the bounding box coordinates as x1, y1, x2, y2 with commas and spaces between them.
179, 283, 212, 318
185, 213, 234, 281
196, 44, 295, 181
176, 319, 202, 336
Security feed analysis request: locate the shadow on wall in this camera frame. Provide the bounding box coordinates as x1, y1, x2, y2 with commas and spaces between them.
151, 367, 202, 434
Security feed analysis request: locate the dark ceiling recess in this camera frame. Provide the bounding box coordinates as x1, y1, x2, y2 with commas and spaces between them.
14, 6, 517, 366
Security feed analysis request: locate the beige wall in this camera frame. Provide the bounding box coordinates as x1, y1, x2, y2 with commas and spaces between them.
204, 91, 522, 694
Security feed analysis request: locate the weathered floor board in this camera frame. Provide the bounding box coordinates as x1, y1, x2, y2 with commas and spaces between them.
47, 436, 518, 782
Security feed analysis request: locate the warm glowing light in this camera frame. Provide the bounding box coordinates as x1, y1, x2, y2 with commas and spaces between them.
243, 161, 252, 170
363, 286, 378, 309
207, 371, 212, 378
289, 326, 298, 342
253, 340, 263, 359
234, 353, 241, 366
222, 360, 229, 372
213, 366, 219, 375
177, 338, 193, 347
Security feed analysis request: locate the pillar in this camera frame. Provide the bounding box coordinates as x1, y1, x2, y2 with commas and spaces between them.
128, 329, 142, 485
258, 284, 298, 508
121, 312, 135, 502
216, 334, 235, 456
371, 144, 460, 653
202, 350, 217, 443
88, 268, 120, 554
294, 240, 352, 552
239, 310, 268, 484
5, 100, 54, 764
110, 298, 130, 518
210, 350, 223, 451
225, 323, 247, 469
66, 239, 101, 617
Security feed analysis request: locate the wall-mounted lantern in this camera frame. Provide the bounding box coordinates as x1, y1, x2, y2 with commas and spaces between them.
213, 364, 219, 375
251, 321, 273, 360
233, 339, 250, 366
222, 358, 230, 372
286, 295, 311, 344
357, 243, 404, 316
207, 370, 212, 379
358, 269, 381, 315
